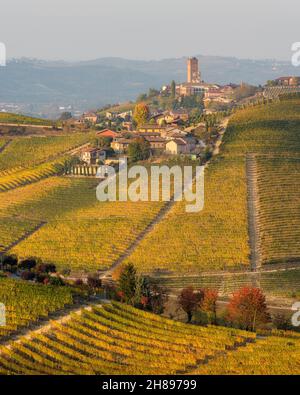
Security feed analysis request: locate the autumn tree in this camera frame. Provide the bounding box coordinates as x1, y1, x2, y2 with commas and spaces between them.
200, 289, 218, 324
133, 103, 150, 126
227, 287, 270, 331
177, 286, 204, 323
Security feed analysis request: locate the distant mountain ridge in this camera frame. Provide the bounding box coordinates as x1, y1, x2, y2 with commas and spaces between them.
0, 55, 297, 117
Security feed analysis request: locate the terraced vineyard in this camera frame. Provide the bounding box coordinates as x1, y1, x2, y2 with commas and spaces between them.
193, 331, 300, 375
124, 99, 300, 276
151, 269, 300, 299
0, 134, 91, 171
256, 156, 300, 266
0, 278, 73, 339
0, 177, 165, 272
0, 112, 53, 126
0, 302, 256, 375
0, 157, 68, 192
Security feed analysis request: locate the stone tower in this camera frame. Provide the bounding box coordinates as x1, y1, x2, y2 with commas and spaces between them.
187, 57, 201, 83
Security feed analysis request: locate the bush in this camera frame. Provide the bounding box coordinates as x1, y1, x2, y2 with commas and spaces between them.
35, 273, 49, 283
1, 255, 18, 271
21, 270, 35, 281
18, 258, 37, 271
87, 276, 102, 289
49, 276, 65, 286
36, 263, 56, 273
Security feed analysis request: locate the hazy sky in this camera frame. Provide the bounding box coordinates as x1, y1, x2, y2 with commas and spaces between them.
0, 0, 299, 61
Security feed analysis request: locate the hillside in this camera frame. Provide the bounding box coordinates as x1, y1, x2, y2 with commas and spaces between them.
0, 56, 298, 117
120, 99, 300, 298
0, 112, 52, 126
0, 301, 298, 375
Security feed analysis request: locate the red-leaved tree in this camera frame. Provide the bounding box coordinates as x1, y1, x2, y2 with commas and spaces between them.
201, 289, 218, 324
227, 287, 270, 331
177, 286, 204, 323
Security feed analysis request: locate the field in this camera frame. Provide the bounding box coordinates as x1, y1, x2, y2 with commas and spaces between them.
0, 177, 165, 272
0, 301, 256, 375
123, 100, 300, 275
256, 156, 300, 266
0, 134, 92, 171
193, 331, 300, 375
0, 277, 73, 339
0, 113, 53, 126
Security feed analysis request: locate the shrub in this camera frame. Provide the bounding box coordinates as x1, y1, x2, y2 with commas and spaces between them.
49, 276, 65, 286
87, 276, 102, 289
18, 258, 37, 271
1, 255, 18, 271
21, 270, 35, 281
36, 263, 56, 273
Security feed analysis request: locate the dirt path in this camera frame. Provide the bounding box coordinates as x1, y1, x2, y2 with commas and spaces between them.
0, 139, 12, 154
102, 199, 177, 278
102, 117, 230, 279
1, 221, 47, 255
246, 154, 262, 270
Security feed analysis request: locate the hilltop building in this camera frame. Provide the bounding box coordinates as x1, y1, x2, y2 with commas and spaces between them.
187, 57, 201, 83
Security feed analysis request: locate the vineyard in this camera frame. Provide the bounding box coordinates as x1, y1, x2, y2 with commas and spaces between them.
256, 156, 300, 266
123, 99, 300, 276
0, 134, 92, 171
0, 277, 73, 339
192, 331, 300, 375
0, 301, 256, 375
0, 112, 53, 126
0, 176, 165, 272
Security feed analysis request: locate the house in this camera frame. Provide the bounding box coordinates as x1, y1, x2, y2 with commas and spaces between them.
169, 109, 189, 122
111, 138, 131, 153
160, 127, 187, 139
81, 112, 98, 124
138, 124, 168, 134
165, 137, 196, 155
275, 77, 299, 86
96, 129, 119, 138
80, 147, 106, 165
122, 121, 133, 131
144, 136, 166, 151
135, 132, 161, 138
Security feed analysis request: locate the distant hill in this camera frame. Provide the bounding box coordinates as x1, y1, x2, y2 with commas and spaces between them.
0, 56, 297, 117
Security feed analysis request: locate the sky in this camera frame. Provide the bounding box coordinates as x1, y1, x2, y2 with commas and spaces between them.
0, 0, 299, 61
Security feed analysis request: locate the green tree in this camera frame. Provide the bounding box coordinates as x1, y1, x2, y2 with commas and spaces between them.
133, 103, 150, 126
118, 263, 137, 305
171, 80, 176, 98
128, 137, 151, 162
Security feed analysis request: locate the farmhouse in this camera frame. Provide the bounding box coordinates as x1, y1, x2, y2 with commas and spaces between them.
80, 147, 106, 165
138, 124, 168, 134
144, 136, 166, 150
111, 138, 131, 153
81, 112, 98, 124
165, 137, 196, 155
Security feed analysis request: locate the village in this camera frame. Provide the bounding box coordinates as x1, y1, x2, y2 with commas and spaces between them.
69, 57, 228, 171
